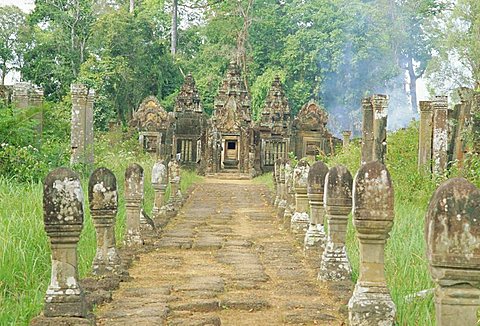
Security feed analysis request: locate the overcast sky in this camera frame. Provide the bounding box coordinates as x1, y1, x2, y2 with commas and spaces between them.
0, 0, 34, 12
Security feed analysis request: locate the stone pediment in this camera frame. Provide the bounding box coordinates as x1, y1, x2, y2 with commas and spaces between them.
175, 73, 202, 113
131, 96, 171, 131
294, 100, 328, 132
260, 76, 290, 133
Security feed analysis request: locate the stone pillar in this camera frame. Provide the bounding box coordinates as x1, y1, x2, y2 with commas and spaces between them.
71, 84, 95, 166
361, 98, 374, 164
372, 94, 388, 163
272, 162, 278, 205
12, 82, 30, 109
274, 159, 282, 207
168, 158, 182, 207
418, 101, 434, 172
304, 161, 329, 257
342, 131, 352, 147
124, 163, 144, 246
88, 167, 122, 276
290, 159, 310, 242
30, 86, 44, 145
348, 161, 396, 325
42, 167, 86, 317
152, 160, 168, 216
282, 160, 295, 224
432, 96, 448, 175
319, 165, 353, 281
277, 159, 287, 219
426, 178, 480, 326
472, 93, 480, 154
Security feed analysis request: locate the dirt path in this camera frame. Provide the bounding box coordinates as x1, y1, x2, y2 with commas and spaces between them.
96, 179, 347, 325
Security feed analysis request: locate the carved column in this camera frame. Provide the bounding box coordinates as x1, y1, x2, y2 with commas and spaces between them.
42, 168, 86, 318
124, 163, 144, 246
348, 161, 396, 325
426, 178, 480, 326
372, 94, 388, 163
152, 160, 168, 216
89, 167, 122, 276
277, 159, 287, 219
319, 165, 353, 281
418, 101, 434, 172
342, 131, 352, 147
304, 161, 329, 257
361, 98, 374, 164
432, 96, 448, 175
290, 159, 310, 242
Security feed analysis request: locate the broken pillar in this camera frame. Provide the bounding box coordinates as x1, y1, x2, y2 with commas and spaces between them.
304, 161, 329, 259
348, 161, 396, 325
361, 98, 374, 164
88, 167, 122, 276
42, 167, 87, 318
70, 84, 95, 166
319, 165, 353, 281
426, 178, 480, 326
432, 96, 448, 176
372, 94, 388, 163
290, 159, 310, 242
124, 163, 144, 246
418, 101, 434, 173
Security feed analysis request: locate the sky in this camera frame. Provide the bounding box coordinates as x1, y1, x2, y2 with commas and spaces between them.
0, 0, 34, 12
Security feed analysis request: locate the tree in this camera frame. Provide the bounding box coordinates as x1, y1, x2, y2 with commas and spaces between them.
0, 6, 26, 85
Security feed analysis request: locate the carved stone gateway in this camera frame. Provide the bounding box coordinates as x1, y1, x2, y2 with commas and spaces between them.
124, 164, 144, 246
426, 178, 480, 326
304, 161, 329, 257
291, 100, 337, 159
290, 159, 310, 242
348, 161, 396, 326
130, 96, 173, 158
88, 168, 121, 276
42, 168, 86, 318
319, 165, 353, 281
211, 61, 253, 173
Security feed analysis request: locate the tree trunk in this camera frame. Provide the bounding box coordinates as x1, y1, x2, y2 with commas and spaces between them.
407, 57, 418, 113
130, 0, 134, 13
171, 0, 178, 56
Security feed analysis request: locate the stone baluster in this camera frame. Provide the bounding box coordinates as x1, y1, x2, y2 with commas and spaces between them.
42, 168, 87, 318
88, 167, 122, 276
372, 94, 388, 164
432, 95, 448, 175
304, 161, 329, 257
319, 165, 353, 281
168, 158, 182, 207
277, 159, 287, 219
361, 98, 374, 164
342, 131, 352, 147
290, 159, 310, 242
426, 178, 480, 326
283, 160, 295, 225
418, 101, 434, 173
272, 162, 278, 205
274, 159, 281, 207
348, 161, 396, 325
152, 160, 168, 216
124, 163, 144, 246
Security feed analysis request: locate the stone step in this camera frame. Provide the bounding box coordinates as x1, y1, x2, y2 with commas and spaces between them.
206, 172, 252, 180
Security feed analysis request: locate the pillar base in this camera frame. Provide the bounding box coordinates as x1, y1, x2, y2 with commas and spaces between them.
291, 212, 309, 241
277, 200, 287, 219
348, 283, 396, 326
304, 224, 326, 248
124, 230, 143, 247
92, 247, 122, 276
44, 292, 86, 318
318, 244, 351, 281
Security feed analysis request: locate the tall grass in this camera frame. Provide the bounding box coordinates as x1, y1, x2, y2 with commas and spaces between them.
0, 130, 202, 325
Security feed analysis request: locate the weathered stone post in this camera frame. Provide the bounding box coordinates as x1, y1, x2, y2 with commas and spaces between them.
348, 161, 396, 325
168, 158, 182, 207
151, 160, 168, 216
304, 161, 329, 257
319, 165, 353, 281
272, 162, 278, 205
426, 178, 480, 326
42, 167, 87, 318
432, 95, 448, 175
88, 167, 121, 276
472, 93, 480, 154
282, 160, 295, 224
290, 159, 310, 242
372, 94, 388, 163
418, 101, 434, 172
274, 159, 281, 207
342, 131, 352, 147
277, 159, 287, 219
71, 84, 95, 166
124, 163, 144, 246
361, 98, 374, 164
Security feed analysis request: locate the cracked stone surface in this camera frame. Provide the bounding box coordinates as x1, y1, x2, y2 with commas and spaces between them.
96, 179, 346, 325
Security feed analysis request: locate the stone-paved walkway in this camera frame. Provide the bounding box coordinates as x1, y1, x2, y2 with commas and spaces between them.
96, 179, 346, 325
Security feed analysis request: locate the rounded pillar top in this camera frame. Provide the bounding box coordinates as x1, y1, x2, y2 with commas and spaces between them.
43, 167, 84, 226
353, 161, 394, 222
325, 165, 353, 208
293, 158, 310, 189
125, 163, 144, 200
152, 160, 167, 185
88, 167, 118, 212
307, 161, 329, 195
426, 177, 480, 270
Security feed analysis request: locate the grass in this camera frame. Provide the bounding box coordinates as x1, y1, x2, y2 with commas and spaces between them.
0, 130, 202, 325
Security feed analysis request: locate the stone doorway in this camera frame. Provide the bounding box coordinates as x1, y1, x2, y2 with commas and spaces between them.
224, 139, 239, 169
